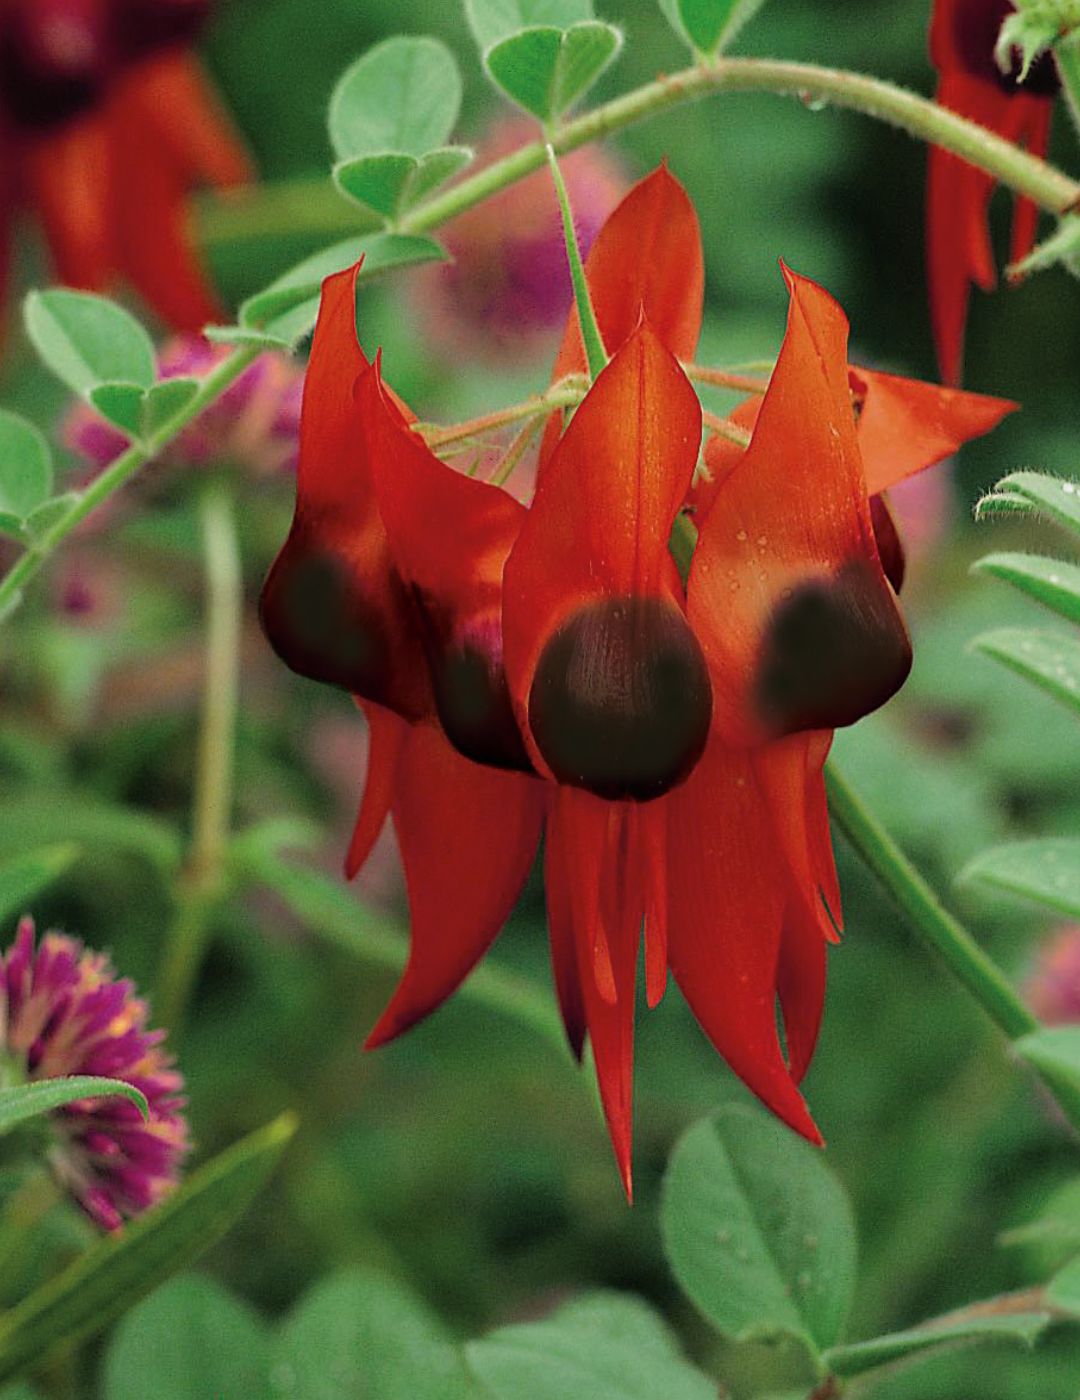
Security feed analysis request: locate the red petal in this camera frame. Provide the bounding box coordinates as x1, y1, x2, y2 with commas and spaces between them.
689, 266, 911, 747
24, 117, 114, 291
851, 365, 1016, 496
540, 164, 704, 468
547, 787, 645, 1197
123, 52, 253, 191
345, 702, 408, 879
777, 894, 828, 1085
1004, 94, 1052, 267
666, 737, 822, 1143
365, 722, 544, 1047
259, 265, 430, 719
542, 812, 587, 1061
357, 363, 531, 771
504, 322, 705, 787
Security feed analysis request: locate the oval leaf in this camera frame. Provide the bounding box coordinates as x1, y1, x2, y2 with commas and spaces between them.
24, 291, 155, 399
971, 627, 1080, 719
824, 1311, 1053, 1378
273, 1266, 469, 1400
660, 0, 766, 54
974, 552, 1080, 628
102, 1274, 270, 1400
465, 1293, 716, 1399
975, 472, 1080, 537
141, 379, 201, 441
0, 844, 78, 926
333, 153, 417, 219
485, 21, 621, 120
328, 37, 462, 161
660, 1105, 856, 1359
466, 0, 594, 49
0, 412, 53, 521
0, 1113, 296, 1386
89, 383, 146, 438
959, 838, 1080, 919
0, 1077, 148, 1138
1014, 1026, 1080, 1101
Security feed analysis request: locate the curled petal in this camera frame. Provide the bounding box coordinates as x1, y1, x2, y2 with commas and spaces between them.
541, 164, 704, 468
345, 702, 409, 879
777, 894, 828, 1085
23, 117, 114, 291
259, 263, 430, 720
365, 724, 544, 1048
358, 363, 531, 772
504, 323, 710, 799
690, 266, 911, 747
666, 737, 822, 1143
851, 365, 1016, 496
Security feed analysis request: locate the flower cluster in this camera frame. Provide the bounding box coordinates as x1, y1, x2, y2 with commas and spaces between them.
64, 334, 304, 480
0, 917, 189, 1230
927, 0, 1058, 383
260, 167, 1014, 1193
0, 0, 250, 333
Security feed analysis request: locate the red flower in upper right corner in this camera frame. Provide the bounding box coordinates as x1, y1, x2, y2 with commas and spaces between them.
927, 0, 1059, 384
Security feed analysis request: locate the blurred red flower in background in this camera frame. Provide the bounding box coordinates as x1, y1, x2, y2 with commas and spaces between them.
926, 0, 1057, 384
0, 0, 251, 334
260, 168, 1017, 1194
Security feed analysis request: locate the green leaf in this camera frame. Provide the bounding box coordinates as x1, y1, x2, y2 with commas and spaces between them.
333, 146, 475, 220
974, 552, 1080, 627
102, 1274, 270, 1400
24, 290, 155, 399
140, 379, 200, 441
0, 514, 24, 542
971, 627, 1080, 718
0, 844, 78, 926
88, 383, 145, 438
239, 233, 447, 332
202, 325, 292, 351
1014, 1027, 1080, 1104
328, 37, 462, 161
0, 412, 53, 521
1047, 1254, 1080, 1317
228, 848, 566, 1053
959, 837, 1080, 918
1000, 1178, 1080, 1265
659, 0, 767, 54
465, 0, 593, 49
21, 492, 81, 545
273, 1266, 468, 1399
465, 1292, 716, 1399
485, 21, 622, 121
1008, 213, 1080, 281
660, 1105, 856, 1362
823, 1312, 1053, 1378
0, 1114, 296, 1387
0, 1078, 148, 1139
975, 471, 1080, 536
0, 796, 182, 876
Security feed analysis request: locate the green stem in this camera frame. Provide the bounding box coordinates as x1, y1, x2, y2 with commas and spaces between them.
401, 56, 1079, 234
155, 482, 242, 1034
546, 144, 608, 380
826, 760, 1080, 1132
0, 345, 261, 622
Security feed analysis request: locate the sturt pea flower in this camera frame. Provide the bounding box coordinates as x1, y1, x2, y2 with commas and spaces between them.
927, 0, 1058, 384
0, 917, 189, 1231
64, 333, 304, 482
1026, 924, 1080, 1024
0, 0, 251, 333
259, 263, 545, 1045
259, 169, 1017, 1195
413, 115, 626, 362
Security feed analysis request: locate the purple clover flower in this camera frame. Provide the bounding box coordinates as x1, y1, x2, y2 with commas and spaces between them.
0, 917, 189, 1231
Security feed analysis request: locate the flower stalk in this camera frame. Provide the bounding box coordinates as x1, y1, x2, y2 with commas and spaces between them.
155, 480, 242, 1035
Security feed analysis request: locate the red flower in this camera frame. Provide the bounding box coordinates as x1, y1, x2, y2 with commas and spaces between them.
261, 167, 1015, 1195
927, 0, 1057, 384
0, 0, 250, 332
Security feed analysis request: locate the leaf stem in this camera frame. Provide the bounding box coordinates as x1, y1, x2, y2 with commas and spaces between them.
155, 481, 242, 1034
826, 760, 1080, 1132
417, 375, 588, 448
683, 361, 771, 394
0, 345, 260, 621
545, 144, 608, 380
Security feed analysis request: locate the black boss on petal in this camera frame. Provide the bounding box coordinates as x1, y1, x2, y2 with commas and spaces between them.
111, 0, 210, 62
949, 0, 1059, 96
259, 536, 407, 713
0, 2, 109, 130
426, 610, 534, 775
529, 596, 713, 802
754, 561, 913, 737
